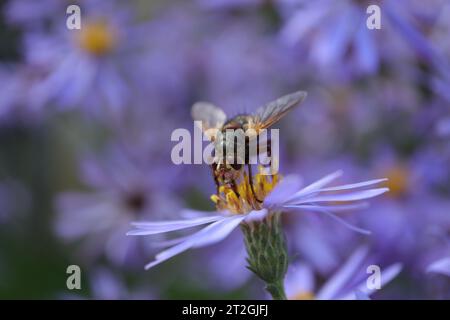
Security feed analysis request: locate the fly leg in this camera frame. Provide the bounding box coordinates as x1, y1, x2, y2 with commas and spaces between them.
211, 164, 220, 195
247, 163, 263, 203
261, 138, 272, 171
230, 179, 241, 198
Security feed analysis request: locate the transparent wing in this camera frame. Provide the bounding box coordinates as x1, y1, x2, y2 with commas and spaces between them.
191, 102, 227, 140
253, 91, 307, 131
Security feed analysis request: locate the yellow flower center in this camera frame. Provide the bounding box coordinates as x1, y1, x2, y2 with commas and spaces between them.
290, 291, 315, 300
383, 164, 409, 197
210, 166, 280, 215
77, 21, 116, 56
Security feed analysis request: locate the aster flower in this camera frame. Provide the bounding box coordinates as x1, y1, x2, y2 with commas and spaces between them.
12, 1, 150, 117
55, 145, 181, 266
285, 246, 402, 300
128, 168, 388, 294
282, 158, 388, 277
359, 196, 450, 274
384, 0, 450, 75
277, 0, 436, 80
349, 151, 450, 275
427, 257, 450, 277
426, 255, 450, 298
428, 4, 450, 103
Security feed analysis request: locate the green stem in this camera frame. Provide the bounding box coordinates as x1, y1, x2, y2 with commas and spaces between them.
266, 280, 287, 300
241, 212, 289, 300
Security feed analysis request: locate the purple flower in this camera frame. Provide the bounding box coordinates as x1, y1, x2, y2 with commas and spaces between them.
55, 145, 181, 266
278, 0, 381, 77
358, 195, 450, 273
285, 246, 402, 300
12, 1, 150, 117
384, 0, 450, 72
128, 170, 388, 269
430, 4, 450, 103
0, 65, 50, 125
277, 0, 438, 80
350, 152, 450, 274
425, 254, 450, 298
427, 257, 450, 277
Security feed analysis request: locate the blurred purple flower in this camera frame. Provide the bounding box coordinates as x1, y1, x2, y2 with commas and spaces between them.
285, 246, 402, 300
353, 153, 450, 274
360, 196, 450, 273
277, 0, 438, 80
429, 3, 450, 102
7, 1, 151, 118
55, 145, 181, 266
0, 64, 51, 125
427, 257, 450, 277
384, 0, 450, 70
425, 250, 450, 298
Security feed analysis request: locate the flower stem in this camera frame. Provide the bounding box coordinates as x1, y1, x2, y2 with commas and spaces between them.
266, 280, 287, 300
241, 212, 289, 300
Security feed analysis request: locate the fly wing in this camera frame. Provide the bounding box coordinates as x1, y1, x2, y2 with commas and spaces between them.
191, 102, 227, 140
253, 91, 307, 131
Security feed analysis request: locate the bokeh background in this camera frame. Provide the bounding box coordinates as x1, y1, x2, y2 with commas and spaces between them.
0, 0, 449, 299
